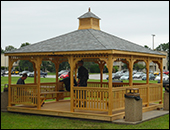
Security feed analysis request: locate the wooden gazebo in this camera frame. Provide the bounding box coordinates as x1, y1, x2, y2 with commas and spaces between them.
5, 8, 166, 121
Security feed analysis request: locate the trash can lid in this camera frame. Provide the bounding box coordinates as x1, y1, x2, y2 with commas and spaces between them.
126, 88, 139, 94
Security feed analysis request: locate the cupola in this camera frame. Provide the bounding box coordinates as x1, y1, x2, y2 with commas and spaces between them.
78, 8, 101, 30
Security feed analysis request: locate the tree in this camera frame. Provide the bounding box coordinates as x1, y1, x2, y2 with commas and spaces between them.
59, 62, 70, 71
122, 63, 128, 70
18, 42, 33, 71
20, 42, 31, 48
89, 64, 100, 73
47, 62, 56, 72
144, 45, 151, 50
5, 45, 17, 52
133, 63, 145, 71
155, 42, 169, 70
1, 47, 5, 53
155, 42, 169, 51
41, 61, 51, 72
19, 60, 34, 71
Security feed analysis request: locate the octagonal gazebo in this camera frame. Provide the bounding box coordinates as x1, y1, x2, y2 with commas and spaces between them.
4, 8, 166, 121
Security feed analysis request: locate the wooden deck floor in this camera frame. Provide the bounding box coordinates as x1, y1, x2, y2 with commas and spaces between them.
7, 100, 163, 122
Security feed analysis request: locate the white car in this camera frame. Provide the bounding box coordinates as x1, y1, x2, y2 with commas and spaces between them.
155, 73, 169, 81
133, 72, 145, 79
4, 70, 9, 75
19, 70, 30, 76
120, 73, 129, 80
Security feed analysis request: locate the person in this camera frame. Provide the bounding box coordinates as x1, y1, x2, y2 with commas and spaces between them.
77, 60, 89, 87
77, 60, 89, 107
59, 71, 77, 92
16, 73, 27, 84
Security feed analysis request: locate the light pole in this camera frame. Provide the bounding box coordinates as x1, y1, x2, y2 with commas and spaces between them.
152, 34, 155, 50
152, 34, 155, 72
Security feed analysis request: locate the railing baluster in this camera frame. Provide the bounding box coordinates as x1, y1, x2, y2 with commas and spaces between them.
97, 91, 98, 109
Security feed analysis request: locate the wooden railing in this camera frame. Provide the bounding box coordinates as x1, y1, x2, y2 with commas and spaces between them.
73, 87, 109, 111
10, 84, 38, 106
9, 82, 162, 112
149, 83, 162, 103
111, 83, 162, 111
10, 82, 71, 106
112, 87, 127, 111
87, 82, 130, 88
72, 82, 161, 112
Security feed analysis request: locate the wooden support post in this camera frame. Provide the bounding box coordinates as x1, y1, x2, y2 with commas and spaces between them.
36, 57, 42, 109
68, 55, 74, 112
8, 56, 12, 107
55, 63, 59, 89
32, 62, 37, 84
146, 58, 150, 107
100, 68, 103, 87
108, 55, 114, 115
128, 60, 133, 86
159, 59, 163, 104
55, 62, 59, 101
96, 60, 105, 87
74, 63, 78, 80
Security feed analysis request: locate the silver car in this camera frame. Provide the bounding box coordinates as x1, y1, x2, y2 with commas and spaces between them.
120, 73, 129, 80
19, 71, 30, 76
155, 73, 169, 81
133, 72, 145, 79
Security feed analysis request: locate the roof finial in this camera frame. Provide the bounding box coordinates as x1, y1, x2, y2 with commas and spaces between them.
89, 7, 91, 12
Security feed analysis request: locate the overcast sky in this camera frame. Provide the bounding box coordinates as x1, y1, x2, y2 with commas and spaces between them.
1, 1, 169, 50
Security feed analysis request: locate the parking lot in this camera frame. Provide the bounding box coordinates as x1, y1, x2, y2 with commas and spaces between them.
2, 74, 144, 80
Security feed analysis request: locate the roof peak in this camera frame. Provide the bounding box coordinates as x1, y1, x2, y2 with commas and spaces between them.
78, 8, 101, 20
88, 7, 91, 12
78, 8, 101, 30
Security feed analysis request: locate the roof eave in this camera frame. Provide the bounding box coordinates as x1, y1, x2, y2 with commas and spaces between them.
4, 49, 166, 59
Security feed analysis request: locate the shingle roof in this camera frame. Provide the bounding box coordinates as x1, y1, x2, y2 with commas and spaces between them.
78, 11, 101, 20
5, 29, 164, 56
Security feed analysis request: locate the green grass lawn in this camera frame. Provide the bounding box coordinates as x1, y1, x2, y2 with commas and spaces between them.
1, 112, 169, 129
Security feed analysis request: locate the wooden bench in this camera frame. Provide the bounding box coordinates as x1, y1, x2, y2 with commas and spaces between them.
40, 91, 69, 101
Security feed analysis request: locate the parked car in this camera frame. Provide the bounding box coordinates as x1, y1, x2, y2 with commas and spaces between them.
149, 70, 153, 74
112, 71, 124, 80
133, 70, 137, 74
27, 71, 34, 77
142, 73, 155, 80
163, 70, 169, 75
158, 79, 169, 87
133, 72, 145, 79
4, 70, 9, 75
120, 73, 129, 80
106, 73, 116, 80
58, 70, 69, 77
154, 71, 160, 76
59, 72, 69, 79
11, 70, 19, 75
1, 70, 5, 76
27, 70, 47, 77
155, 73, 169, 81
19, 71, 30, 76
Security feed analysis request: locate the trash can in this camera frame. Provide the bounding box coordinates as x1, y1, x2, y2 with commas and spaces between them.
124, 88, 142, 122
163, 84, 169, 110
1, 84, 9, 112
